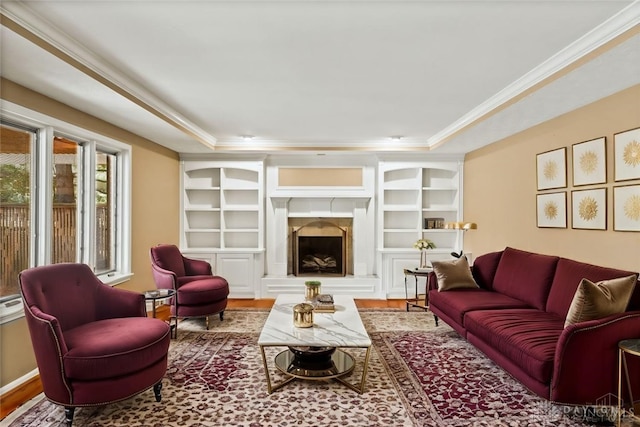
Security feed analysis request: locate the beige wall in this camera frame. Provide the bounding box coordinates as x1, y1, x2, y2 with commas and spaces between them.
464, 84, 640, 272
0, 79, 181, 387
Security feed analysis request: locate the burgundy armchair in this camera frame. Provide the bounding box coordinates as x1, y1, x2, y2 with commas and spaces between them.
149, 244, 229, 337
19, 263, 171, 427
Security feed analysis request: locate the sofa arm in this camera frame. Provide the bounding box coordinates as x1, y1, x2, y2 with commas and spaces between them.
24, 305, 72, 404
551, 312, 640, 405
183, 256, 213, 276
151, 263, 178, 290
96, 285, 146, 319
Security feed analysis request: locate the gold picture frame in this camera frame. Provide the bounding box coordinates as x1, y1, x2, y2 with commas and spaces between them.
536, 148, 567, 190
571, 188, 606, 230
536, 192, 567, 228
614, 127, 640, 182
572, 137, 606, 186
613, 184, 640, 232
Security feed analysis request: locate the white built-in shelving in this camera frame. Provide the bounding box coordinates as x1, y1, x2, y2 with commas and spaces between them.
378, 160, 462, 255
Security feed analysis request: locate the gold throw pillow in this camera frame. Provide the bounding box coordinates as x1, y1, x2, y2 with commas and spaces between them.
564, 275, 637, 327
432, 256, 478, 291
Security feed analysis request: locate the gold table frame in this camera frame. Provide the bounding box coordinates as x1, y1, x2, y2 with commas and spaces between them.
260, 345, 372, 394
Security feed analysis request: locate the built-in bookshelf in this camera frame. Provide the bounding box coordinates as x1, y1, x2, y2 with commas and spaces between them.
378, 160, 462, 254
181, 161, 263, 251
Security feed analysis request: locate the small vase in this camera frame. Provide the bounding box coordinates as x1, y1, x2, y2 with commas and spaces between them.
420, 250, 428, 268
304, 281, 321, 301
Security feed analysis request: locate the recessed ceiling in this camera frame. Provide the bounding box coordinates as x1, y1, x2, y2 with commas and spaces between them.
1, 1, 639, 154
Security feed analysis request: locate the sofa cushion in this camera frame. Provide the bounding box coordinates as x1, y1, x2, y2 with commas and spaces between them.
492, 247, 559, 310
471, 250, 503, 290
564, 275, 637, 327
546, 257, 639, 317
429, 288, 530, 327
464, 309, 564, 384
64, 317, 170, 380
432, 256, 478, 291
177, 277, 229, 305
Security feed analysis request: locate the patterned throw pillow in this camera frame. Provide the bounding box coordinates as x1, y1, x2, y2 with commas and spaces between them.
432, 256, 479, 291
564, 275, 637, 327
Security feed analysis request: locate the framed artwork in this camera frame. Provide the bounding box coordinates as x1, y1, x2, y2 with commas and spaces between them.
536, 192, 567, 228
613, 184, 640, 232
571, 188, 606, 230
572, 137, 606, 186
614, 127, 640, 181
536, 148, 566, 190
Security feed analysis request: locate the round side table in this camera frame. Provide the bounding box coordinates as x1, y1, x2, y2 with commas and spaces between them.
618, 339, 640, 425
143, 289, 176, 319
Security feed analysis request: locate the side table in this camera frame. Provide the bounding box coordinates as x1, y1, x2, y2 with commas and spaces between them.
403, 268, 432, 312
143, 289, 175, 319
618, 339, 640, 425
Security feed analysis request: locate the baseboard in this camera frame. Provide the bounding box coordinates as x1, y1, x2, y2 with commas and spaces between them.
0, 370, 42, 420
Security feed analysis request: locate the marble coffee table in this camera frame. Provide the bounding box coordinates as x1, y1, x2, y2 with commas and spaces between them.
258, 294, 372, 394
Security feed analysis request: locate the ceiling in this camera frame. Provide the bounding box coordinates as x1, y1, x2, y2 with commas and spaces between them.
1, 1, 639, 155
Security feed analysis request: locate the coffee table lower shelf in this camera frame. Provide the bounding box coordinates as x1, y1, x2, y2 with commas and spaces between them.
259, 346, 371, 394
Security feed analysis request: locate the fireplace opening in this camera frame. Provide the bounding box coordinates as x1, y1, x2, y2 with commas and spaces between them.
297, 236, 343, 275
290, 219, 349, 277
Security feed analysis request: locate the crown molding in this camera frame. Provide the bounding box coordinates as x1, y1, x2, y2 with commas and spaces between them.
0, 2, 218, 150
427, 0, 640, 149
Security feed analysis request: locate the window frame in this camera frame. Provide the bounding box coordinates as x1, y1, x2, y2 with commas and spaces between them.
0, 101, 132, 324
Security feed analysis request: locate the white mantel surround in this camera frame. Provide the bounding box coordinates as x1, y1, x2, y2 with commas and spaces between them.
261, 156, 382, 298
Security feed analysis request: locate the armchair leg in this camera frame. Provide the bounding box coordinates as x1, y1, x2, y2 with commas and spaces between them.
219, 311, 224, 321
434, 314, 439, 327
153, 381, 163, 402
64, 406, 75, 427
205, 315, 210, 330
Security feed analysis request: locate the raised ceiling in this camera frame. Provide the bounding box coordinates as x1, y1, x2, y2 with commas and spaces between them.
1, 1, 639, 154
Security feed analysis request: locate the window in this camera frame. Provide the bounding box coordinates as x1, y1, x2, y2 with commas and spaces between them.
0, 103, 132, 323
0, 123, 34, 303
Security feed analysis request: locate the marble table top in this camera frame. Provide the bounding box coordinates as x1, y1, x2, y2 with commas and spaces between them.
257, 294, 371, 348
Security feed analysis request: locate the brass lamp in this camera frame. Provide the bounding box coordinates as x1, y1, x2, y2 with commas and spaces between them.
445, 221, 477, 258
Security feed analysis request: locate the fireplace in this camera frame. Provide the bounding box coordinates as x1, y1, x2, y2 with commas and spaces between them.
289, 218, 352, 277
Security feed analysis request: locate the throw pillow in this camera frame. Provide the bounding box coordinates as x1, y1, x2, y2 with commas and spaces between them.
564, 275, 637, 327
432, 256, 479, 291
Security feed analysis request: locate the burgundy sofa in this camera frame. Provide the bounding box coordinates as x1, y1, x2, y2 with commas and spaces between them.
428, 247, 640, 406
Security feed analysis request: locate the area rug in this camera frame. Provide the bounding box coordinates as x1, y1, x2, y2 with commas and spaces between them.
3, 310, 611, 426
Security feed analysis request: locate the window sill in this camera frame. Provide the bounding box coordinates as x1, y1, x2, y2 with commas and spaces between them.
99, 272, 133, 286
0, 299, 25, 325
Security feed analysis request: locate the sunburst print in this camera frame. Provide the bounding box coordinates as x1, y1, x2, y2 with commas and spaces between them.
623, 140, 640, 167
624, 194, 640, 221
578, 197, 598, 221
579, 151, 598, 174
544, 201, 558, 219
544, 161, 558, 180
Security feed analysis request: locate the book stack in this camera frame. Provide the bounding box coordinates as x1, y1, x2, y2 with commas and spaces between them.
313, 294, 335, 313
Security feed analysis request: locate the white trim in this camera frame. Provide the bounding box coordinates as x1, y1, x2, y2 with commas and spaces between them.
427, 0, 640, 148
0, 2, 217, 149
0, 368, 39, 396
0, 299, 25, 325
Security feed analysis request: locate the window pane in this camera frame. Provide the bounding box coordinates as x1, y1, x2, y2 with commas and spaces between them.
95, 151, 115, 273
0, 124, 33, 298
52, 136, 79, 263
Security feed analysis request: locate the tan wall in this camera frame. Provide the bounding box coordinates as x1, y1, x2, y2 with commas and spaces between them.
464, 84, 640, 272
0, 79, 181, 387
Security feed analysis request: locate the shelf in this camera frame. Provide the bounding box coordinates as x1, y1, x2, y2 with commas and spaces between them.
185, 187, 221, 191
383, 205, 420, 211
383, 228, 420, 233
181, 162, 263, 251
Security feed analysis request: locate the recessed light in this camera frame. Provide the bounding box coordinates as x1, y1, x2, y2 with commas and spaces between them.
390, 136, 403, 141
241, 135, 254, 141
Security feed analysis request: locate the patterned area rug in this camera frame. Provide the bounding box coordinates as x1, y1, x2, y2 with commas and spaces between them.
4, 310, 608, 426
